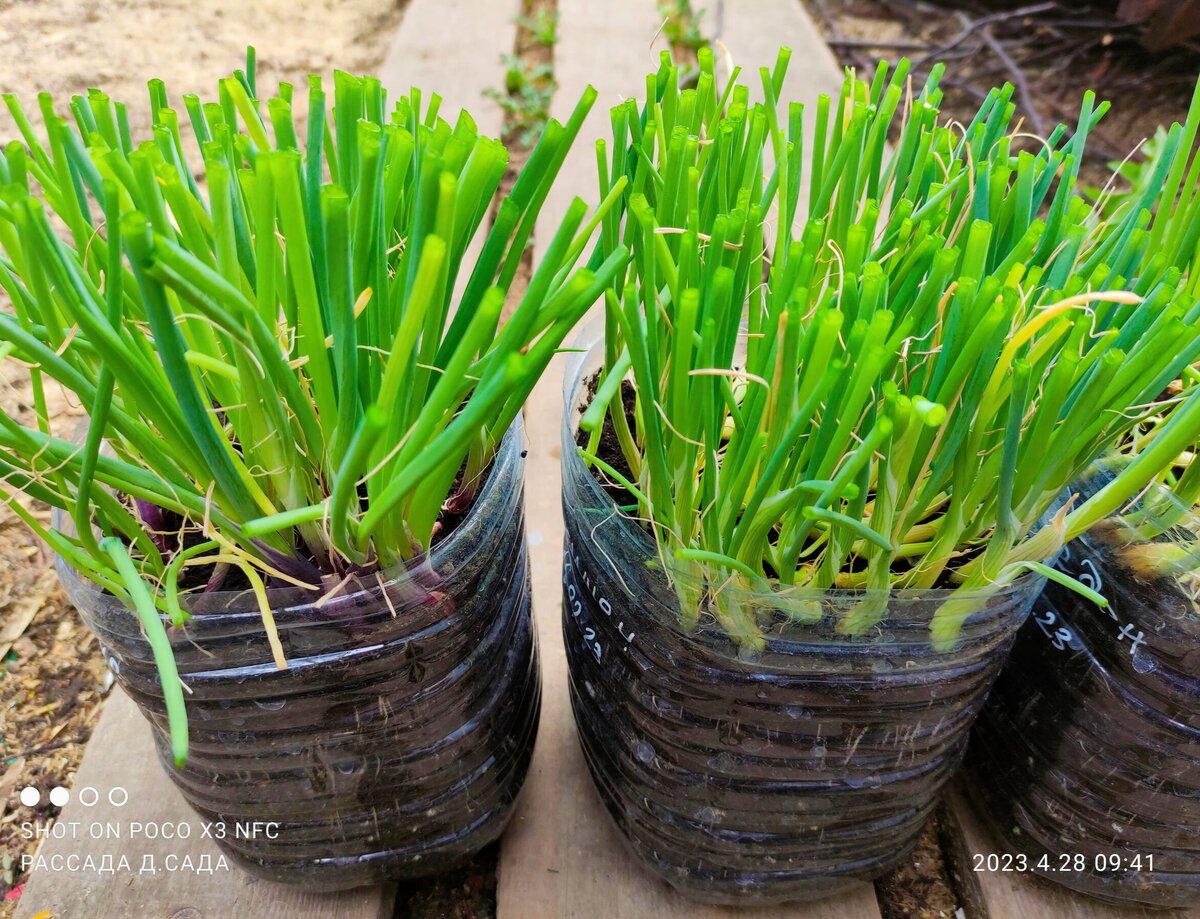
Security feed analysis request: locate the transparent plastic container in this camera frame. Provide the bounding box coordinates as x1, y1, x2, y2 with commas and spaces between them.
969, 474, 1200, 908
561, 339, 1048, 905
57, 420, 540, 889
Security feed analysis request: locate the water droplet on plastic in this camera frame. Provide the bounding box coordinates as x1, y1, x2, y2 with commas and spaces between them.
709, 751, 736, 772
335, 760, 361, 775
1131, 647, 1156, 674
694, 805, 719, 823
843, 773, 872, 789
812, 744, 827, 759
253, 699, 286, 711
633, 741, 656, 764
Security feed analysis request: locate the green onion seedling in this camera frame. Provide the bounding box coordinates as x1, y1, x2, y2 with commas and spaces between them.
0, 49, 629, 761
582, 49, 1200, 649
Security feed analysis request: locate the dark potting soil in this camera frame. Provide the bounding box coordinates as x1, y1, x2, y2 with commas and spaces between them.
65, 432, 539, 890
575, 374, 639, 509
967, 528, 1200, 908
563, 381, 1038, 904
121, 452, 488, 597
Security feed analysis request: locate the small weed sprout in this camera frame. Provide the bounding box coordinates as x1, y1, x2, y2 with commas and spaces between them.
486, 54, 556, 147
517, 9, 558, 47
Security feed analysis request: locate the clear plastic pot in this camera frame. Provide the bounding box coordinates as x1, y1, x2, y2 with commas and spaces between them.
968, 475, 1200, 908
561, 339, 1048, 905
57, 420, 539, 889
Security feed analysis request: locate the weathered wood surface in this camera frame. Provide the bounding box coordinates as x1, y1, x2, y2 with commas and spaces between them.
378, 0, 522, 303
718, 0, 845, 224
947, 784, 1200, 919
377, 0, 518, 133
495, 1, 880, 917
13, 690, 393, 919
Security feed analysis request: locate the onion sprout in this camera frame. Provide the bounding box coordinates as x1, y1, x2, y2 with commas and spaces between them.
582, 49, 1200, 648
0, 49, 628, 760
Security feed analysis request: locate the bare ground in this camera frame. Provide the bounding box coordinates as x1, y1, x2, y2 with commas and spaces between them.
803, 0, 1199, 185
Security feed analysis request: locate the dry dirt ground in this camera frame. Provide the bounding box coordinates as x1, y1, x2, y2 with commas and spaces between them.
803, 0, 1197, 186
0, 0, 404, 134
0, 2, 404, 913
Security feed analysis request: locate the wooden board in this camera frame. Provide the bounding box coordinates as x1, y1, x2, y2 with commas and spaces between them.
716, 0, 846, 225
495, 1, 880, 917
946, 784, 1200, 919
530, 0, 670, 246
377, 0, 521, 304
376, 0, 518, 134
13, 690, 393, 919
718, 0, 844, 103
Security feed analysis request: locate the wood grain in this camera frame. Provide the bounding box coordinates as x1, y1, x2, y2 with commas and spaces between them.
718, 0, 847, 232
376, 0, 519, 133
13, 691, 393, 919
377, 0, 521, 304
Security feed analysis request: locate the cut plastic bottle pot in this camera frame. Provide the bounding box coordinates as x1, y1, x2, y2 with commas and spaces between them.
57, 421, 540, 889
560, 338, 1048, 905
969, 475, 1200, 908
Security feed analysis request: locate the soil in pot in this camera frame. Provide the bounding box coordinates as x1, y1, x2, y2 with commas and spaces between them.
560, 351, 1045, 905
58, 423, 541, 890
